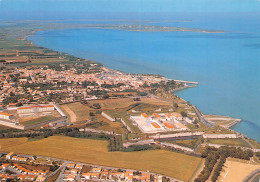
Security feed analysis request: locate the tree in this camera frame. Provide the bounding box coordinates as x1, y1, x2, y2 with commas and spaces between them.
181, 111, 187, 117
173, 102, 178, 108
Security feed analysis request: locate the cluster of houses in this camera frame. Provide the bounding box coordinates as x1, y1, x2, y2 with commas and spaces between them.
0, 64, 179, 106
0, 152, 170, 182
62, 163, 165, 182
0, 153, 50, 181
131, 112, 192, 133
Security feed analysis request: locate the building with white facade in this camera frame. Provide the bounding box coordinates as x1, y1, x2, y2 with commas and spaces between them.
0, 112, 14, 120
17, 105, 54, 114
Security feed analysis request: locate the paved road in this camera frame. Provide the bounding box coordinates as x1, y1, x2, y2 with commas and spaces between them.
192, 106, 214, 127
55, 162, 67, 182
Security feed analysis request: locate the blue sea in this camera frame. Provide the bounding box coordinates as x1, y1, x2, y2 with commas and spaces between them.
1, 0, 260, 141
27, 12, 260, 142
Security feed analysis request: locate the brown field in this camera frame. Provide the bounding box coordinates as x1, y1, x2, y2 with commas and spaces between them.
0, 136, 202, 181
218, 158, 260, 182
0, 137, 28, 149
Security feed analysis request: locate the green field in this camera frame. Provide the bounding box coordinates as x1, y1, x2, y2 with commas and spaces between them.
60, 102, 127, 134
207, 138, 251, 148
0, 136, 202, 181
167, 137, 203, 149
21, 116, 56, 126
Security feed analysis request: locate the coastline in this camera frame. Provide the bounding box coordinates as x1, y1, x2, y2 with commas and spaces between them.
15, 24, 257, 142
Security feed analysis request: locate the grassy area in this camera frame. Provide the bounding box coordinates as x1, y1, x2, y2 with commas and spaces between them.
0, 124, 13, 131
207, 138, 251, 148
0, 136, 202, 181
21, 116, 56, 126
61, 102, 90, 122
167, 137, 203, 149
0, 137, 28, 149
60, 102, 127, 134
248, 139, 260, 149
88, 98, 173, 110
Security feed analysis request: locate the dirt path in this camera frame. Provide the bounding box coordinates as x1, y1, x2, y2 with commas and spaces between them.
62, 105, 77, 123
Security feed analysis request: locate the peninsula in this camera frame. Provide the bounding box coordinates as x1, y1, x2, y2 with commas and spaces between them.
0, 20, 260, 182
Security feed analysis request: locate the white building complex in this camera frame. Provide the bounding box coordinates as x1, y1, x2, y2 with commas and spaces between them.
131, 112, 189, 133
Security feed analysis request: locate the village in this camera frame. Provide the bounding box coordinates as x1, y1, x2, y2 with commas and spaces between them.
0, 21, 260, 182
0, 63, 186, 105
0, 152, 171, 182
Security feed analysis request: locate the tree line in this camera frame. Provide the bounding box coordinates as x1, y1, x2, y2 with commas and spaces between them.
195, 146, 253, 182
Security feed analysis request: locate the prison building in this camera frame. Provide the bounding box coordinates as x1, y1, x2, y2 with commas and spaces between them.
0, 112, 14, 120
17, 105, 54, 114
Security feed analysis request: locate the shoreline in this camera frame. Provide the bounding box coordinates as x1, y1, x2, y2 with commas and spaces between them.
6, 23, 255, 141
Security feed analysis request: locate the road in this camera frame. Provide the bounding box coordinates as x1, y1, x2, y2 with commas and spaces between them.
55, 161, 67, 182
192, 106, 214, 127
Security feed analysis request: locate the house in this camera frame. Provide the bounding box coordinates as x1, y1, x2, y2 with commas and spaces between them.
36, 175, 46, 182
164, 113, 173, 119
141, 113, 149, 120
75, 164, 83, 169
2, 163, 10, 169
70, 169, 78, 174
66, 163, 75, 168
125, 171, 134, 181
66, 174, 76, 181
82, 172, 100, 180
17, 174, 37, 181
91, 167, 102, 173
110, 172, 125, 180
100, 169, 109, 179
6, 152, 15, 159
153, 113, 161, 118
12, 156, 28, 162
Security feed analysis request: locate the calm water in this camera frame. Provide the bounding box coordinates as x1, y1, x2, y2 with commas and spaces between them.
28, 13, 260, 142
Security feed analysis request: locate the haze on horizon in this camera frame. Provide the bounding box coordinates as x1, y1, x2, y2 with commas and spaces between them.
0, 0, 260, 20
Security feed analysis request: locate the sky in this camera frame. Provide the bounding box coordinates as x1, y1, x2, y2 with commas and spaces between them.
0, 0, 260, 20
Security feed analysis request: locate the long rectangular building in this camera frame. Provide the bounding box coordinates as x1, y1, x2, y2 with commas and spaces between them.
0, 112, 14, 120
17, 105, 54, 114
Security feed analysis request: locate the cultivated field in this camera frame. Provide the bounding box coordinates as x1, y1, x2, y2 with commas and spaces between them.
0, 136, 202, 181
219, 158, 260, 182
0, 137, 28, 149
